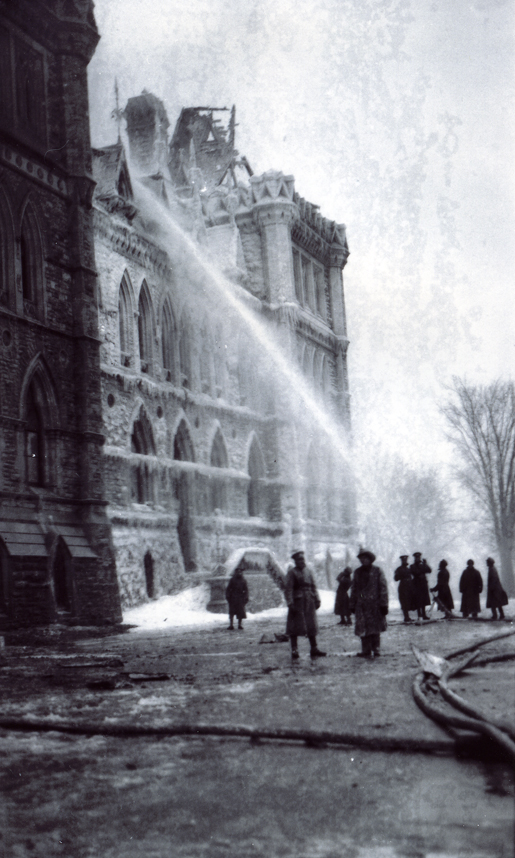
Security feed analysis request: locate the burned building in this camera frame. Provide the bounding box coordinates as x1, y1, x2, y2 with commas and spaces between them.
0, 0, 121, 629
94, 96, 354, 608
0, 0, 354, 625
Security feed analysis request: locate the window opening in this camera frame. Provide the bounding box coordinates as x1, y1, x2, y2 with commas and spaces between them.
248, 437, 265, 517
52, 539, 71, 612
144, 551, 154, 598
26, 383, 44, 486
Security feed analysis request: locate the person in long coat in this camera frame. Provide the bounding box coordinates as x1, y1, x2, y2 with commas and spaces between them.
459, 559, 483, 618
409, 552, 431, 620
430, 560, 455, 616
394, 555, 413, 623
285, 550, 326, 660
334, 567, 353, 625
485, 557, 508, 620
349, 548, 389, 658
225, 567, 249, 630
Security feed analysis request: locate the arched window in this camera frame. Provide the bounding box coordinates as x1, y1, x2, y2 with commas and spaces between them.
314, 266, 326, 319
144, 551, 154, 598
306, 444, 321, 520
173, 419, 196, 572
52, 538, 72, 613
199, 326, 212, 395
173, 419, 195, 462
130, 407, 156, 503
26, 381, 45, 486
161, 297, 176, 382
19, 203, 43, 318
178, 315, 191, 389
302, 344, 314, 386
118, 274, 133, 367
292, 248, 303, 305
238, 338, 255, 407
22, 357, 58, 490
325, 452, 337, 521
138, 280, 153, 374
322, 356, 333, 407
213, 325, 225, 398
248, 435, 265, 517
209, 428, 228, 512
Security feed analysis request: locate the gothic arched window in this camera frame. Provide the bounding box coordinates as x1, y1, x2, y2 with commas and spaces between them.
138, 280, 153, 374
209, 428, 228, 512
213, 325, 225, 398
118, 274, 133, 367
199, 325, 212, 395
173, 419, 195, 462
161, 297, 176, 382
130, 407, 156, 503
26, 381, 45, 486
247, 435, 265, 517
306, 444, 321, 520
20, 203, 43, 318
179, 315, 191, 389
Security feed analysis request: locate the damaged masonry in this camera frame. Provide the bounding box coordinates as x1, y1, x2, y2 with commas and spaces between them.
0, 1, 354, 629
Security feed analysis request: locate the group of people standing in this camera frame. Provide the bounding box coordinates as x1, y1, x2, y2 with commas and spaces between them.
225, 546, 509, 662
391, 553, 508, 623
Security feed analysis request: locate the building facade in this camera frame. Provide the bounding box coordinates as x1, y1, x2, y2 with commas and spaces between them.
94, 98, 354, 608
0, 0, 121, 628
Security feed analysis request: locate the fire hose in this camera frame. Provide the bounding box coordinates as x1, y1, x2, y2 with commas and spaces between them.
0, 629, 513, 762
412, 628, 515, 767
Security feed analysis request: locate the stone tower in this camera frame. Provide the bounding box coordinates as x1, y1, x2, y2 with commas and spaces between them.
0, 0, 121, 627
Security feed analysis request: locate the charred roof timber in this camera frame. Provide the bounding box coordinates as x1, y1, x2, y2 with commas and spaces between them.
168, 106, 253, 196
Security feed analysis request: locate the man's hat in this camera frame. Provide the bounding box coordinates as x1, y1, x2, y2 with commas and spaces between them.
357, 548, 376, 563
467, 559, 474, 566
399, 555, 409, 560
413, 552, 422, 558
486, 557, 495, 565
291, 549, 305, 559
439, 559, 448, 567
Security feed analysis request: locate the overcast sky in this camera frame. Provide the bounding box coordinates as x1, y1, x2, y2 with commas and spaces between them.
88, 0, 515, 465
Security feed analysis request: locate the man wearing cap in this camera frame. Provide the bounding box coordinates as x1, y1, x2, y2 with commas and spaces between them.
349, 549, 389, 658
285, 550, 326, 660
409, 552, 431, 620
394, 555, 413, 623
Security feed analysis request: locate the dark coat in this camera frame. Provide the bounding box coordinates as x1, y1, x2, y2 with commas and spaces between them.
431, 568, 454, 611
394, 565, 413, 613
349, 565, 388, 638
486, 565, 508, 609
285, 564, 320, 637
459, 566, 483, 615
410, 561, 431, 609
225, 573, 249, 619
334, 569, 352, 617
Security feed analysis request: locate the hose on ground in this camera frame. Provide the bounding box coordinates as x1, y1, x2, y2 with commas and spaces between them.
413, 628, 515, 767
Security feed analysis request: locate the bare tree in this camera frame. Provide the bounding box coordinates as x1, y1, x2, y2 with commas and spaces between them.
355, 443, 457, 577
441, 378, 515, 595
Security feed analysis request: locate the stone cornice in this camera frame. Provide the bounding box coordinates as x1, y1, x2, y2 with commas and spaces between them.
0, 140, 69, 198
93, 207, 170, 277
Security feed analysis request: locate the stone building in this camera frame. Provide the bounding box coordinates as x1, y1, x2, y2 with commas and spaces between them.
0, 0, 121, 629
93, 97, 354, 608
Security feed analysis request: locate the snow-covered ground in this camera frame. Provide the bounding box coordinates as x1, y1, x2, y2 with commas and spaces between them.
123, 585, 339, 632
